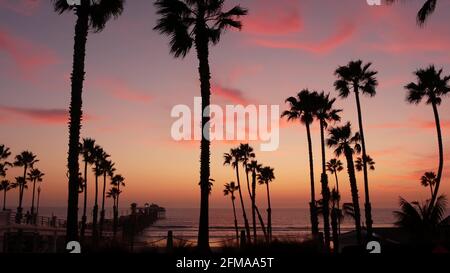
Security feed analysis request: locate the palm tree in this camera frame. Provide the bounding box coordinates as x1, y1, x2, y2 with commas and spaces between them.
282, 89, 320, 238
99, 158, 114, 238
0, 180, 13, 211
224, 148, 251, 243
239, 144, 257, 240
334, 60, 378, 236
53, 0, 125, 242
247, 160, 267, 240
327, 122, 363, 245
0, 145, 11, 163
36, 186, 41, 217
257, 166, 275, 242
326, 158, 344, 234
223, 182, 240, 246
355, 155, 375, 172
330, 188, 341, 253
420, 172, 437, 199
27, 168, 44, 223
106, 187, 120, 236
111, 174, 125, 236
394, 195, 447, 245
154, 0, 247, 251
79, 138, 96, 239
386, 0, 438, 26
405, 65, 450, 209
13, 151, 38, 223
91, 145, 105, 240
12, 176, 27, 223
315, 91, 342, 250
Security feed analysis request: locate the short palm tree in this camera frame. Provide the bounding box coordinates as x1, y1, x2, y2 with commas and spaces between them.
12, 176, 27, 223
257, 166, 275, 242
386, 0, 438, 26
282, 89, 320, 238
53, 0, 125, 241
27, 168, 44, 222
224, 148, 251, 243
334, 60, 378, 236
405, 65, 450, 209
13, 151, 38, 223
154, 0, 247, 251
100, 158, 114, 238
315, 91, 342, 250
421, 172, 437, 199
224, 182, 240, 246
239, 144, 257, 240
326, 158, 344, 234
247, 160, 267, 240
355, 155, 375, 172
330, 188, 342, 252
0, 179, 13, 211
111, 174, 125, 236
394, 195, 447, 245
0, 145, 11, 163
106, 186, 121, 236
79, 138, 96, 238
327, 122, 363, 245
91, 145, 105, 240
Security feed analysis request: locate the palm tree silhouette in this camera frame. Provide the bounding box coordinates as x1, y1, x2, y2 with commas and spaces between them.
326, 158, 344, 234
111, 174, 125, 236
327, 122, 363, 245
315, 91, 342, 250
330, 188, 342, 252
394, 195, 447, 245
386, 0, 437, 26
100, 158, 114, 238
106, 186, 120, 236
13, 151, 38, 223
0, 179, 13, 211
405, 65, 450, 210
224, 148, 251, 243
91, 145, 105, 240
257, 165, 275, 242
27, 168, 44, 223
154, 0, 247, 251
334, 60, 377, 237
12, 176, 27, 223
421, 172, 437, 199
0, 145, 11, 163
355, 155, 375, 172
223, 182, 240, 246
282, 89, 320, 238
53, 0, 125, 241
247, 160, 267, 240
79, 138, 96, 239
239, 144, 258, 241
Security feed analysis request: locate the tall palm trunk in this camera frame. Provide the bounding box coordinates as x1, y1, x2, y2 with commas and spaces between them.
31, 178, 37, 224
16, 166, 27, 223
331, 207, 339, 253
354, 88, 373, 236
195, 13, 212, 251
66, 7, 89, 242
247, 169, 257, 241
333, 171, 341, 235
99, 172, 107, 238
92, 173, 99, 241
305, 123, 319, 237
265, 182, 272, 242
81, 160, 88, 239
344, 146, 362, 245
3, 190, 7, 211
235, 163, 251, 243
430, 102, 444, 210
320, 120, 331, 251
114, 182, 121, 236
231, 194, 239, 246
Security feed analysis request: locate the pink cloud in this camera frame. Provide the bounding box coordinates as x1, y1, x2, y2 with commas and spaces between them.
242, 0, 302, 35
0, 26, 59, 78
0, 0, 41, 16
0, 105, 94, 125
251, 22, 355, 54
211, 83, 250, 105
92, 78, 152, 103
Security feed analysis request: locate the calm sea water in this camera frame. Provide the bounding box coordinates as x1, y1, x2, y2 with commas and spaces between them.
139, 208, 399, 245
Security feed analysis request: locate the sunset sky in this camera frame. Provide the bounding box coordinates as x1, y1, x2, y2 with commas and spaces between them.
1, 0, 450, 211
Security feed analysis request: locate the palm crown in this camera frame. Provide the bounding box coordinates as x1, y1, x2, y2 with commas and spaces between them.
327, 122, 361, 157
282, 89, 320, 125
80, 138, 96, 164
257, 166, 275, 185
405, 65, 450, 106
334, 60, 378, 98
315, 91, 342, 127
223, 148, 241, 168
223, 181, 238, 198
154, 0, 247, 58
0, 145, 11, 161
238, 144, 255, 168
27, 169, 45, 182
326, 158, 343, 174
14, 151, 39, 169
420, 172, 437, 188
53, 0, 125, 32
355, 155, 375, 172
112, 174, 125, 187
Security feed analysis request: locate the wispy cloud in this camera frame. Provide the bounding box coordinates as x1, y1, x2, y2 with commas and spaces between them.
92, 77, 152, 103
212, 83, 250, 105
